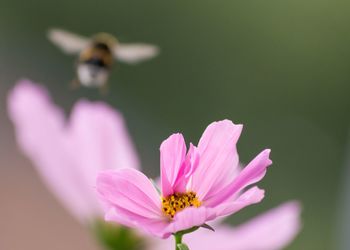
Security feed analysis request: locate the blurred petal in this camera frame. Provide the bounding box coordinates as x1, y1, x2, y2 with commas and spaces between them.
150, 201, 301, 250
7, 80, 140, 222
226, 201, 302, 250
68, 100, 140, 201
7, 80, 96, 221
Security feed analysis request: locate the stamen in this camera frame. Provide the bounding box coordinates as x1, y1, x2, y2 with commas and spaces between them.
161, 191, 201, 219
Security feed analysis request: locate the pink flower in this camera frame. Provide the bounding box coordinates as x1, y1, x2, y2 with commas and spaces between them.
7, 79, 140, 222
97, 119, 272, 238
151, 201, 302, 250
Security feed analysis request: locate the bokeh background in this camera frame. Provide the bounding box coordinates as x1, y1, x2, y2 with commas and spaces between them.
1, 0, 350, 249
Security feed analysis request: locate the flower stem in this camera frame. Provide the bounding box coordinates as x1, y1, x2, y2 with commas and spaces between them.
173, 227, 200, 250
175, 233, 183, 250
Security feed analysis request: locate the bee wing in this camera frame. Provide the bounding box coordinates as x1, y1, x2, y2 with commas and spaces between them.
48, 28, 90, 54
114, 43, 160, 64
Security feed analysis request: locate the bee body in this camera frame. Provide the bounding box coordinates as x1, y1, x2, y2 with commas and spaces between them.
77, 36, 115, 87
48, 28, 159, 91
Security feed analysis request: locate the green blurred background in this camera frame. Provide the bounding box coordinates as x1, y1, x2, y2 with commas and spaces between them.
1, 0, 349, 249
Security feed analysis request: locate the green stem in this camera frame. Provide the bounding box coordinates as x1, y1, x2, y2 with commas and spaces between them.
174, 233, 183, 250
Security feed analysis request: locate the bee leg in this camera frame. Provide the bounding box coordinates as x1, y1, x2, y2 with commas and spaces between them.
99, 82, 109, 95
70, 78, 80, 90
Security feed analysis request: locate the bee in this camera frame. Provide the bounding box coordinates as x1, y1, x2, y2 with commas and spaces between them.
48, 28, 159, 91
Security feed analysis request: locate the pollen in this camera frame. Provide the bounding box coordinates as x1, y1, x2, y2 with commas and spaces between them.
161, 191, 201, 219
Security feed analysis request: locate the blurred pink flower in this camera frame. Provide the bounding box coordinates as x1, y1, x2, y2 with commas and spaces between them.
7, 79, 140, 222
151, 201, 302, 250
97, 120, 272, 238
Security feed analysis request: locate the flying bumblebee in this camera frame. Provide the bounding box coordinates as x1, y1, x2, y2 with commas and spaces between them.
48, 28, 159, 90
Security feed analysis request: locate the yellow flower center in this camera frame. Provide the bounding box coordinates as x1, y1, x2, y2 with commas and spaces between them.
161, 191, 201, 219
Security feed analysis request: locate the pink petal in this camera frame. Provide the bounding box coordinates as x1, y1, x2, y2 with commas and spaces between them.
97, 168, 168, 237
150, 201, 301, 250
104, 207, 172, 239
191, 120, 243, 201
205, 149, 272, 206
7, 80, 97, 221
104, 207, 138, 228
182, 143, 200, 179
172, 143, 200, 194
160, 133, 187, 197
213, 186, 265, 218
165, 206, 215, 235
